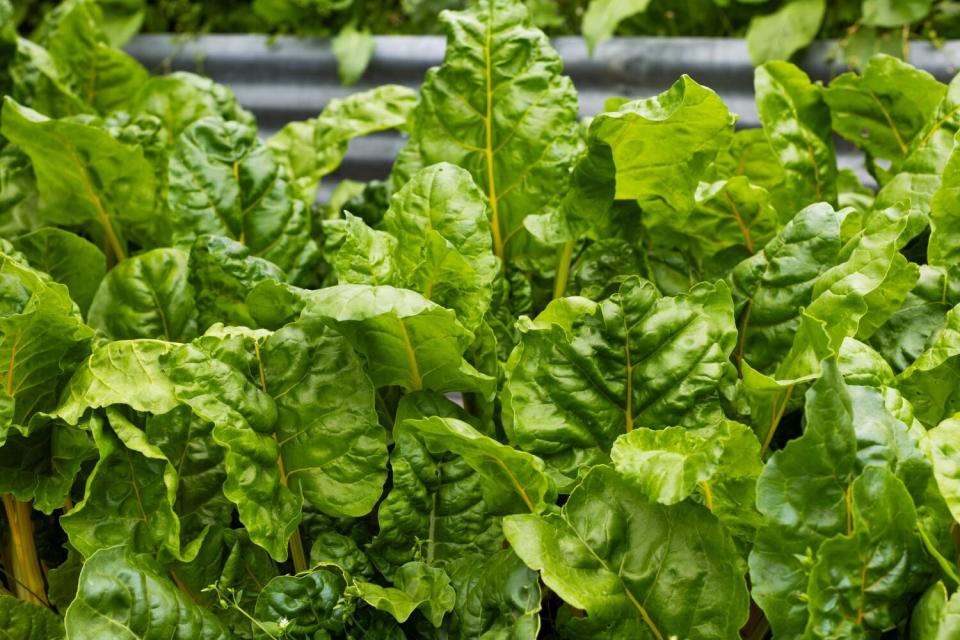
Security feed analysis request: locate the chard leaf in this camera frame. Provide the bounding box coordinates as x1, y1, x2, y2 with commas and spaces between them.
188, 234, 285, 331
749, 362, 857, 637
754, 61, 838, 210
400, 416, 555, 515
443, 549, 541, 639
746, 0, 825, 65
0, 594, 64, 639
168, 117, 313, 273
352, 561, 456, 627
0, 252, 93, 442
925, 415, 960, 524
504, 465, 749, 639
268, 84, 416, 200
254, 566, 348, 638
504, 276, 737, 486
929, 131, 960, 267
862, 0, 934, 27
901, 73, 960, 175
56, 340, 178, 425
591, 75, 735, 218
804, 467, 933, 637
898, 304, 960, 426
11, 227, 105, 315
1, 97, 158, 260
300, 284, 494, 394
87, 248, 197, 341
61, 410, 194, 561
581, 0, 650, 52
392, 0, 579, 266
382, 163, 498, 332
729, 202, 842, 374
131, 71, 254, 141
912, 581, 960, 639
64, 545, 230, 639
369, 392, 503, 575
823, 54, 944, 167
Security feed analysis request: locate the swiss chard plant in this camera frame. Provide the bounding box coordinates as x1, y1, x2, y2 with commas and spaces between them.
2, 0, 960, 638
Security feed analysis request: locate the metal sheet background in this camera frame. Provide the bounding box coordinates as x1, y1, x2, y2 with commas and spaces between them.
126, 35, 960, 195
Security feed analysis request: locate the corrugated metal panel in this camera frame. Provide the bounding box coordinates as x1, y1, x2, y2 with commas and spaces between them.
126, 35, 960, 193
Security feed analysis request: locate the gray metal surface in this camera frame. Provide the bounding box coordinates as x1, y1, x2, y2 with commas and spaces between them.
126, 34, 960, 194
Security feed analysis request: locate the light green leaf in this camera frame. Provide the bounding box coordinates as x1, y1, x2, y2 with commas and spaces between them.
591, 75, 735, 218
56, 340, 178, 426
1, 98, 157, 260
504, 465, 749, 639
898, 304, 960, 426
746, 0, 826, 65
929, 131, 960, 267
392, 0, 579, 266
300, 284, 494, 394
729, 202, 842, 374
87, 248, 197, 341
911, 581, 960, 640
332, 24, 374, 86
64, 545, 230, 639
11, 228, 105, 316
823, 54, 944, 166
332, 213, 398, 286
862, 0, 933, 27
581, 0, 651, 52
353, 561, 456, 627
268, 85, 416, 201
755, 61, 838, 210
924, 415, 960, 523
749, 362, 857, 638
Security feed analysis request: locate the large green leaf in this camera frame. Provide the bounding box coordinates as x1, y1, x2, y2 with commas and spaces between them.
392, 0, 579, 266
0, 595, 64, 639
729, 202, 842, 374
754, 61, 838, 211
61, 410, 193, 561
804, 467, 933, 637
11, 227, 105, 316
746, 0, 826, 65
1, 97, 158, 261
399, 416, 555, 515
504, 276, 737, 486
591, 75, 735, 219
369, 392, 503, 575
299, 284, 494, 394
898, 303, 960, 426
253, 566, 348, 638
188, 234, 285, 331
749, 361, 857, 637
912, 581, 960, 640
0, 252, 93, 443
924, 415, 960, 523
928, 131, 960, 268
268, 84, 416, 200
352, 561, 456, 627
504, 464, 749, 639
64, 545, 230, 639
56, 340, 178, 425
87, 248, 197, 341
823, 55, 944, 167
167, 117, 313, 273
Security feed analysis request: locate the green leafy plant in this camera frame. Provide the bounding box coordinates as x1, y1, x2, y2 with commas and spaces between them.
2, 0, 960, 638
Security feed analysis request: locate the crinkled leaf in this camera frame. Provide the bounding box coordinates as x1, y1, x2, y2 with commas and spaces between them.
392, 0, 579, 266
87, 248, 197, 341
0, 595, 64, 639
254, 566, 347, 639
353, 561, 456, 627
64, 545, 230, 639
898, 303, 960, 426
754, 61, 838, 210
504, 464, 749, 639
504, 277, 737, 486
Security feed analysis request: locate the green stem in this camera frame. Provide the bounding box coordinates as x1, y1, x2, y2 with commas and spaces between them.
289, 528, 308, 575
553, 240, 574, 299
